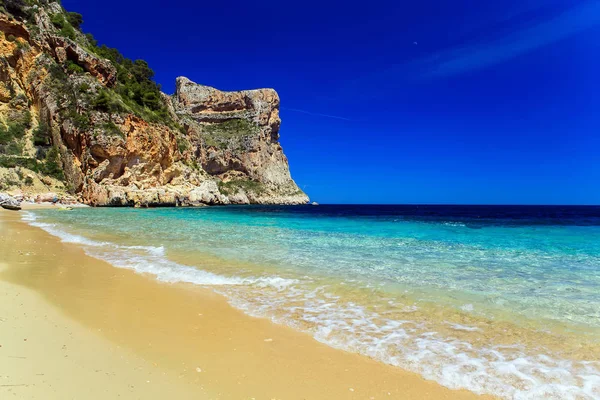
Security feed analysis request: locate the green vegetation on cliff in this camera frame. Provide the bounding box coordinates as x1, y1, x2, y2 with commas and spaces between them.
41, 145, 64, 180
0, 110, 31, 156
90, 43, 170, 122
32, 122, 51, 146
0, 145, 64, 181
218, 179, 266, 196
3, 0, 175, 128
50, 12, 76, 39
203, 119, 260, 149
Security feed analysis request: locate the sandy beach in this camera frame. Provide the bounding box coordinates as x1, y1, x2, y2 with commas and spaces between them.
0, 209, 489, 399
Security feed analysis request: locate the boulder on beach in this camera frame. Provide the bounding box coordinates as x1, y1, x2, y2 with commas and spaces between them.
36, 192, 59, 204
0, 193, 21, 211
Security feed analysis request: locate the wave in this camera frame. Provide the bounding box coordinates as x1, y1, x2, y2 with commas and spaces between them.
22, 212, 296, 288
442, 221, 468, 227
224, 284, 600, 400
21, 211, 600, 399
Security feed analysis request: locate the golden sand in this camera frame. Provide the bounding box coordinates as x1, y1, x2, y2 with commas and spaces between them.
0, 210, 490, 399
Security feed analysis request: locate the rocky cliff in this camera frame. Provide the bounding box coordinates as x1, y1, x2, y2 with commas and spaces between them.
0, 0, 308, 206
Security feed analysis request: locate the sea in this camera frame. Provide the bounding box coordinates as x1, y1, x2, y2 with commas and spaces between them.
22, 205, 600, 399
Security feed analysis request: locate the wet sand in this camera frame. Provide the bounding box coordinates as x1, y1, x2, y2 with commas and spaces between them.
0, 210, 489, 399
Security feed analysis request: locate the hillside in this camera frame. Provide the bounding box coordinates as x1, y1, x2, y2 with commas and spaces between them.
0, 0, 308, 206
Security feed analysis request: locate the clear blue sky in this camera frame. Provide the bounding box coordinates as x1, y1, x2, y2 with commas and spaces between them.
63, 0, 600, 205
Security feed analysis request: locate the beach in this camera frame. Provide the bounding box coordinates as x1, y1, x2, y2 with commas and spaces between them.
0, 1, 595, 398
0, 209, 485, 400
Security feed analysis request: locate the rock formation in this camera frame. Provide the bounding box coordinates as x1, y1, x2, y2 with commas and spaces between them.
0, 191, 19, 208
0, 1, 308, 207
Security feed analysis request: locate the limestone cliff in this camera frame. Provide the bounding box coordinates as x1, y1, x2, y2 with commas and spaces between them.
0, 0, 308, 206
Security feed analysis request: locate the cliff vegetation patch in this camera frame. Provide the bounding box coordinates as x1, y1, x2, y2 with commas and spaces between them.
202, 119, 260, 149
218, 179, 265, 196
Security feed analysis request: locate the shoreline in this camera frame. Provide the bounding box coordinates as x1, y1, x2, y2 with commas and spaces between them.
0, 209, 489, 399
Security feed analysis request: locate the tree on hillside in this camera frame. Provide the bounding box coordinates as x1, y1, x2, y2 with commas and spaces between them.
66, 12, 83, 30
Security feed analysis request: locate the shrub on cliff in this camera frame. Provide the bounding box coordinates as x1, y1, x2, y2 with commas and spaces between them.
16, 110, 32, 127
50, 13, 76, 40
218, 179, 265, 196
8, 122, 26, 139
101, 121, 123, 138
65, 60, 84, 75
61, 25, 76, 40
41, 146, 64, 180
116, 60, 164, 112
204, 119, 260, 138
66, 12, 83, 30
5, 140, 23, 155
78, 82, 90, 93
1, 0, 32, 21
141, 90, 161, 110
0, 156, 38, 171
92, 90, 124, 114
65, 111, 91, 131
50, 13, 65, 28
0, 121, 27, 146
0, 127, 11, 146
33, 122, 51, 146
177, 137, 189, 153
84, 33, 97, 47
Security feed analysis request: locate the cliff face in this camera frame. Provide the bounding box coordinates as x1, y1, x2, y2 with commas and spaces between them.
0, 1, 308, 206
172, 77, 307, 204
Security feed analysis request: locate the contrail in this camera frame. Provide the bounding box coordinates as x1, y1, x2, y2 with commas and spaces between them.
281, 107, 354, 121
425, 0, 600, 78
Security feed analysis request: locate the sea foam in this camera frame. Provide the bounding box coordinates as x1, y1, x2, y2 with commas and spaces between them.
22, 212, 293, 287
223, 283, 600, 400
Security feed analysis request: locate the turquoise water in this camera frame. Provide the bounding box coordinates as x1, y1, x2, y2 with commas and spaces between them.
23, 205, 600, 399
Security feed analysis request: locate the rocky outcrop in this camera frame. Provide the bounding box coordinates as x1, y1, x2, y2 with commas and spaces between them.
47, 36, 117, 87
172, 77, 308, 204
0, 17, 29, 42
0, 192, 19, 208
0, 2, 308, 207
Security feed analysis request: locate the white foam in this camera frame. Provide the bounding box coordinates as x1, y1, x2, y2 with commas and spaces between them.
29, 221, 108, 247
22, 212, 291, 288
443, 222, 467, 227
221, 284, 600, 400
21, 211, 37, 222
461, 303, 475, 312
448, 323, 481, 332
122, 245, 165, 257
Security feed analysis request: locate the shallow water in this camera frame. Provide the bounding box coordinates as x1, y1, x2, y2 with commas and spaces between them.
23, 205, 600, 399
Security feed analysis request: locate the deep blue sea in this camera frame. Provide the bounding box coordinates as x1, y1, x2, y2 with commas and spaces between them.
23, 205, 600, 399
